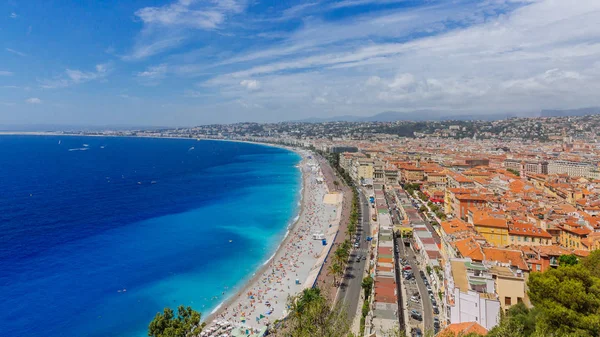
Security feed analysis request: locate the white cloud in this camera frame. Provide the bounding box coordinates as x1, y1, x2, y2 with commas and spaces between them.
125, 0, 246, 60
0, 70, 13, 76
137, 64, 168, 78
200, 0, 600, 117
240, 79, 261, 91
39, 63, 110, 89
136, 64, 169, 85
6, 48, 27, 57
26, 97, 42, 104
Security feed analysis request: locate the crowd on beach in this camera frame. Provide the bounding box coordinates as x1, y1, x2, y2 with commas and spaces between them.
205, 156, 340, 332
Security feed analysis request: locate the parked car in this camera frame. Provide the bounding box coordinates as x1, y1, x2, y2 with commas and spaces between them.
362, 255, 367, 261
433, 306, 440, 315
410, 310, 423, 321
419, 270, 426, 278
432, 299, 437, 307
402, 265, 412, 271
410, 296, 420, 303
412, 328, 423, 337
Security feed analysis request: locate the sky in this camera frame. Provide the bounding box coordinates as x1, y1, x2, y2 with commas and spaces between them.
1, 0, 600, 126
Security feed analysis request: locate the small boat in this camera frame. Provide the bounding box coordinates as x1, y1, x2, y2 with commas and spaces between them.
137, 182, 142, 185
151, 181, 157, 184
58, 140, 61, 145
83, 144, 89, 147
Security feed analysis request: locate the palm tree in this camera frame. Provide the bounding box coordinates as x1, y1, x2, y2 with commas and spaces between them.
328, 262, 343, 286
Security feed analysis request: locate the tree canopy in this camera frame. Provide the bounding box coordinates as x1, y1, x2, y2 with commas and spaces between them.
148, 306, 203, 337
275, 287, 351, 337
558, 254, 578, 266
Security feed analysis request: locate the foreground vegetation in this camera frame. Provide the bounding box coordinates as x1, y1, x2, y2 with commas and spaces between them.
274, 287, 351, 337
148, 306, 203, 337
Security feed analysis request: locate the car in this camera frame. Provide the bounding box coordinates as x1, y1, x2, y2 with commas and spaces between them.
410, 296, 420, 303
402, 265, 412, 271
362, 256, 367, 261
412, 328, 423, 337
354, 243, 360, 248
356, 256, 361, 262
432, 299, 437, 307
433, 306, 440, 314
419, 270, 425, 278
410, 310, 422, 321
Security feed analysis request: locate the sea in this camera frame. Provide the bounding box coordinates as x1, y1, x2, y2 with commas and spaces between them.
0, 135, 302, 337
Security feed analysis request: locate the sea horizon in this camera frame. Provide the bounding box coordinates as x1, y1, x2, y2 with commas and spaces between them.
0, 135, 302, 337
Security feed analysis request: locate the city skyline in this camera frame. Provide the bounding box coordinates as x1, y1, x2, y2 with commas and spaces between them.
2, 0, 600, 126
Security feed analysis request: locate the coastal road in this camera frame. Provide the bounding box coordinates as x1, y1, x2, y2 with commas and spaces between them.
336, 188, 371, 321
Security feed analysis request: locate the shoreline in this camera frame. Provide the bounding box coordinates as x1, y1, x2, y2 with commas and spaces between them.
204, 153, 307, 321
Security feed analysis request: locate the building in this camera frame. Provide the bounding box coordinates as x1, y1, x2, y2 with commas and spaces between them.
444, 259, 501, 331
548, 160, 596, 178
504, 159, 548, 175
329, 145, 358, 153
557, 220, 592, 249
508, 222, 553, 246
489, 266, 528, 312
468, 209, 509, 247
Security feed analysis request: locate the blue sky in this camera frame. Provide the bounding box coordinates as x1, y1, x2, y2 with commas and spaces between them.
1, 0, 600, 126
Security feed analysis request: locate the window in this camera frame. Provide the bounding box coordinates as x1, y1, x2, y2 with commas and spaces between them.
517, 297, 523, 304
536, 265, 541, 271
505, 297, 512, 306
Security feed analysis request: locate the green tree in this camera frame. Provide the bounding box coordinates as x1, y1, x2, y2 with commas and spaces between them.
527, 265, 600, 336
148, 306, 203, 337
277, 288, 350, 337
328, 262, 343, 286
581, 250, 600, 278
558, 254, 579, 266
361, 275, 374, 299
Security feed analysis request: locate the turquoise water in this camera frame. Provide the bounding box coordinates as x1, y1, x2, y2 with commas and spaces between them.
0, 136, 301, 337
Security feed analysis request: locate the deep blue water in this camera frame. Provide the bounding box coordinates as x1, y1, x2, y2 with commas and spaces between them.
0, 136, 301, 337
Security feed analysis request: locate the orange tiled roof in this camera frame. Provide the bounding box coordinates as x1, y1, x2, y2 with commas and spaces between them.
441, 218, 473, 235
453, 237, 485, 261
438, 322, 488, 336
509, 222, 552, 239
482, 247, 529, 271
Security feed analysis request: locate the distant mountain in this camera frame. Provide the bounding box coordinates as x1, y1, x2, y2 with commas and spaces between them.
293, 110, 519, 123
540, 107, 600, 118
290, 115, 365, 123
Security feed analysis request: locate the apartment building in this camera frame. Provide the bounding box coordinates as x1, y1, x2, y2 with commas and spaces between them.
444, 259, 501, 331
547, 160, 596, 178
504, 159, 548, 175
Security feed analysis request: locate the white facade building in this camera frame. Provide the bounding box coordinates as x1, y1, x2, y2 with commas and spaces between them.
445, 259, 501, 331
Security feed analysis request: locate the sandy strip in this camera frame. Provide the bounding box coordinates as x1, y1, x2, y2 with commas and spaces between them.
202, 152, 342, 334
